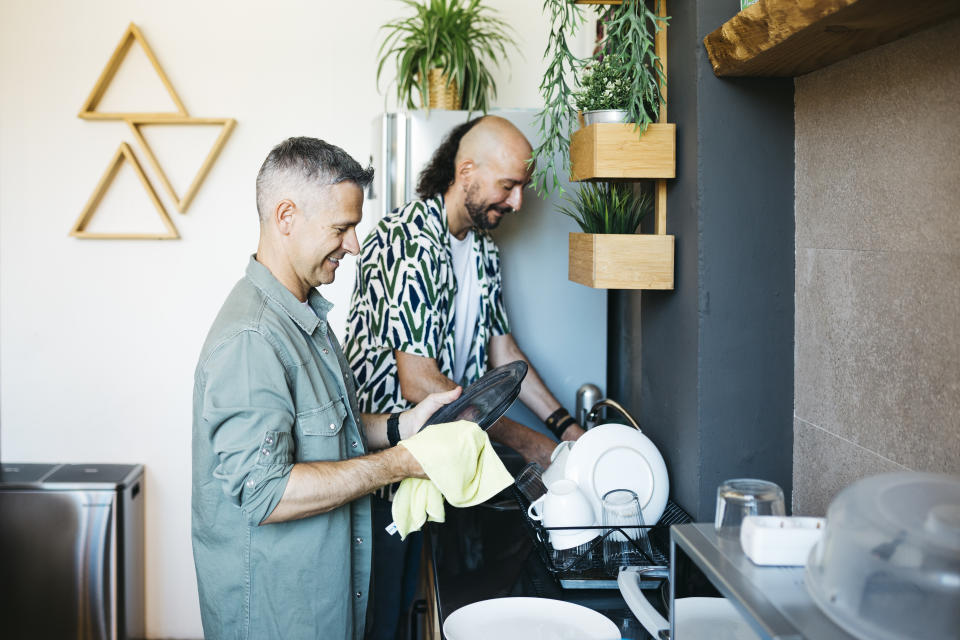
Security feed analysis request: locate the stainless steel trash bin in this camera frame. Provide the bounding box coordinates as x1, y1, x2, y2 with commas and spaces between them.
0, 463, 145, 639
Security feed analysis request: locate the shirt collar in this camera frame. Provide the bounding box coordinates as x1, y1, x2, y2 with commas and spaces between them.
245, 255, 332, 336
431, 193, 488, 250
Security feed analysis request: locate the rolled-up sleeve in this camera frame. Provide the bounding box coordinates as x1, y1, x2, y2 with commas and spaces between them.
198, 330, 294, 525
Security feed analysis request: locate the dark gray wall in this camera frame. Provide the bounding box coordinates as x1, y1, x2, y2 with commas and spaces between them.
609, 0, 795, 520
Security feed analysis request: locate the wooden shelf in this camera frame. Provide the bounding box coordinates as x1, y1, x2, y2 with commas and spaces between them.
704, 0, 960, 77
569, 233, 674, 290
569, 123, 676, 181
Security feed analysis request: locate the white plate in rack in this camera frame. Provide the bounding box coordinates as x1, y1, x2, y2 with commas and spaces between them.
443, 597, 620, 640
564, 423, 669, 527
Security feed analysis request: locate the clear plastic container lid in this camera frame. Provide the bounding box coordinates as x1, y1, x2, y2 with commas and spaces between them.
804, 472, 960, 640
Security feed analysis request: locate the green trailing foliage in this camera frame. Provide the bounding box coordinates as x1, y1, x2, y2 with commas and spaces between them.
559, 182, 653, 235
530, 0, 587, 196
600, 0, 669, 130
376, 0, 518, 112
534, 0, 669, 197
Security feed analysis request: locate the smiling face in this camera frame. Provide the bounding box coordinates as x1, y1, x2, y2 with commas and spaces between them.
288, 181, 363, 289
460, 134, 533, 232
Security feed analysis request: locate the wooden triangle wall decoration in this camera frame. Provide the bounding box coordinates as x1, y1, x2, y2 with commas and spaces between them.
78, 22, 188, 120
70, 142, 180, 239
126, 117, 237, 213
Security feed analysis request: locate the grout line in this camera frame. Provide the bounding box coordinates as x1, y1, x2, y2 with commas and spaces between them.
794, 416, 911, 470
795, 245, 960, 257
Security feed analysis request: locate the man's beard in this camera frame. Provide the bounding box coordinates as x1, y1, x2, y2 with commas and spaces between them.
464, 182, 512, 231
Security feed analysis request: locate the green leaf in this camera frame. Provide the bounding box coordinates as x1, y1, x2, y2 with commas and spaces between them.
375, 0, 519, 112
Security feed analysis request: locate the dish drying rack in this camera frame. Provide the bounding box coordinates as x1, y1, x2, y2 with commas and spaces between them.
512, 485, 692, 590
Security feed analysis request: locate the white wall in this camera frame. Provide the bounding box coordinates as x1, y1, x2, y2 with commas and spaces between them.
0, 1, 592, 637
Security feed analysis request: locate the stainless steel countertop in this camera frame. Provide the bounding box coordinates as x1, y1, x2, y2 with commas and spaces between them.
671, 523, 858, 640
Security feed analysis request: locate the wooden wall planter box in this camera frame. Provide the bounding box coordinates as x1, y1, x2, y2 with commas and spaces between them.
569, 122, 676, 181
569, 232, 675, 290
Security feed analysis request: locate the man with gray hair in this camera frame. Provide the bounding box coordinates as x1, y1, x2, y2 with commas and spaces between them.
191, 137, 460, 640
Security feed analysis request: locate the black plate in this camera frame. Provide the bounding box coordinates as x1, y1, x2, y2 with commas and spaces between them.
420, 361, 528, 431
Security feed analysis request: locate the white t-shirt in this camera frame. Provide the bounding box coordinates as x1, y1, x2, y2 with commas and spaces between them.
449, 231, 481, 385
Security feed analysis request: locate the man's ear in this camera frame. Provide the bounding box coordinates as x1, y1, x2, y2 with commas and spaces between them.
274, 199, 297, 235
456, 159, 475, 184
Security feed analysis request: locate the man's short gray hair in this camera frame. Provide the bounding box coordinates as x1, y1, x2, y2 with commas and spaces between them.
255, 137, 374, 220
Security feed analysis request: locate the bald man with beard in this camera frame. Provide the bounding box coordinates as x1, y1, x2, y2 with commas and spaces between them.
344, 116, 585, 639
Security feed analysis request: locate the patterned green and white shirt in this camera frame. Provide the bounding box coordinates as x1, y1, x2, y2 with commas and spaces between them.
344, 195, 510, 414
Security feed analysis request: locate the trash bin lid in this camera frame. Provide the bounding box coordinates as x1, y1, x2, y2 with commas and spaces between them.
0, 463, 60, 486
43, 463, 143, 488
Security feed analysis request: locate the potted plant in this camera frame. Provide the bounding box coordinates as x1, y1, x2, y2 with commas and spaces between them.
573, 54, 631, 125
560, 181, 652, 235
532, 0, 671, 193
562, 181, 674, 290
376, 0, 519, 112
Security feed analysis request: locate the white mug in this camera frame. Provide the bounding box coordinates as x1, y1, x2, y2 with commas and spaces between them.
541, 440, 574, 489
527, 479, 598, 550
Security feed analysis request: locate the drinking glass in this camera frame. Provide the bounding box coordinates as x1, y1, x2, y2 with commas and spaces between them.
601, 489, 653, 571
514, 462, 547, 503
715, 478, 785, 537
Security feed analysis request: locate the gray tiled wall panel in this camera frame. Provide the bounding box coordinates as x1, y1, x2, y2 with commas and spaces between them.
794, 19, 960, 502
795, 18, 960, 255
792, 418, 905, 516
795, 247, 960, 474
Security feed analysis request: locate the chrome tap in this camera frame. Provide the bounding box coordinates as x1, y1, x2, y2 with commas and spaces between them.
575, 383, 602, 428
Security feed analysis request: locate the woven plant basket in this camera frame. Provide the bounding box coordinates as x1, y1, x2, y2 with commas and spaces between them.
426, 68, 461, 110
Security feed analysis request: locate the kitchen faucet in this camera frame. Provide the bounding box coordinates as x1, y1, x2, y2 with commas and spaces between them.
585, 398, 642, 431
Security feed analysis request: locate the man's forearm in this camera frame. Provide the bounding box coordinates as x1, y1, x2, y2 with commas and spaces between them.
488, 334, 584, 441
486, 415, 557, 469
360, 411, 431, 450
395, 349, 459, 404
261, 446, 423, 524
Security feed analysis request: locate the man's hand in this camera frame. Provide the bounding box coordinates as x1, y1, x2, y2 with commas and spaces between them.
559, 423, 586, 441
398, 386, 463, 439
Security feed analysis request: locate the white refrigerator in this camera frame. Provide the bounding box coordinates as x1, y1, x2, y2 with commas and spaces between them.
362, 109, 607, 434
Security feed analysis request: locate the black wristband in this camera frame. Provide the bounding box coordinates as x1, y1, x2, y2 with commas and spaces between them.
545, 408, 575, 439
387, 413, 402, 447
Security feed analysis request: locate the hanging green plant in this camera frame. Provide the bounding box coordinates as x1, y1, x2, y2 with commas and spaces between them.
600, 0, 668, 128
375, 0, 519, 112
530, 0, 586, 195
533, 0, 669, 196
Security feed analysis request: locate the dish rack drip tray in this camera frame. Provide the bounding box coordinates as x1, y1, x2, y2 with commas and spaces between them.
513, 486, 692, 590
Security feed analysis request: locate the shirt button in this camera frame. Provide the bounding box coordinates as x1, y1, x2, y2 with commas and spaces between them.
246, 479, 255, 488
329, 423, 336, 430
261, 448, 270, 456
351, 441, 359, 448
265, 436, 274, 445
355, 537, 363, 544
355, 591, 362, 599
322, 348, 329, 355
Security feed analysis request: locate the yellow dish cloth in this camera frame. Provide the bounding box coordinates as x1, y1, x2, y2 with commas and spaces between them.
391, 420, 513, 539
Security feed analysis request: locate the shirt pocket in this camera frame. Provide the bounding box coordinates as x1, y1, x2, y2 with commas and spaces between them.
294, 396, 348, 462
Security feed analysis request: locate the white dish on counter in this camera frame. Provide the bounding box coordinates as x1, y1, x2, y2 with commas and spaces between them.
740, 515, 825, 566
443, 597, 620, 640
564, 423, 669, 526
619, 566, 761, 640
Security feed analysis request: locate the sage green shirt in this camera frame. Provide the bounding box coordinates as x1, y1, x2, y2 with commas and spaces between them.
192, 256, 372, 640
